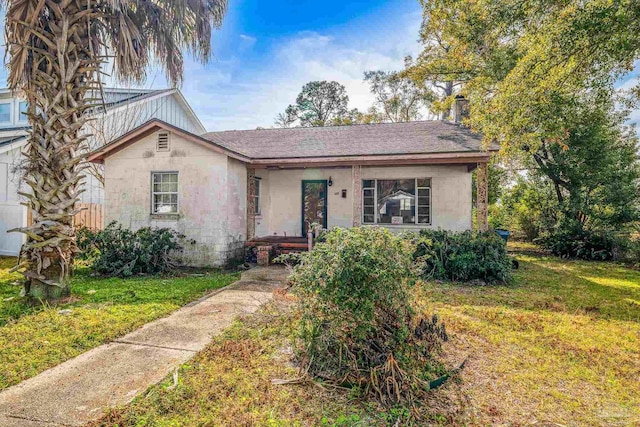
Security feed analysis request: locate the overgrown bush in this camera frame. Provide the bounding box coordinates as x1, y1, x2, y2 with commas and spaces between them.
77, 222, 185, 277
288, 227, 448, 405
535, 217, 619, 261
410, 229, 512, 283
537, 230, 615, 260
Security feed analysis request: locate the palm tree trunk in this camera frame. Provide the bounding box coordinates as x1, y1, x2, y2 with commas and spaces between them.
9, 0, 100, 302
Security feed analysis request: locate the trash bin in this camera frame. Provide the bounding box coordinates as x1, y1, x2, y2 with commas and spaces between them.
495, 229, 510, 243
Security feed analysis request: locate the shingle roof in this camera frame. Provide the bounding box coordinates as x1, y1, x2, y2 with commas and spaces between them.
201, 121, 491, 159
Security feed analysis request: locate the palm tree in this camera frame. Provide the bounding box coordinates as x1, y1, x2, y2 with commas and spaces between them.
3, 0, 227, 301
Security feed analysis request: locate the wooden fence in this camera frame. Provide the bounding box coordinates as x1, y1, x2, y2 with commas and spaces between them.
27, 203, 104, 230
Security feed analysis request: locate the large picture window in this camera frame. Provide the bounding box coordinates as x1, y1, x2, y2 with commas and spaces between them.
152, 172, 178, 214
362, 178, 431, 225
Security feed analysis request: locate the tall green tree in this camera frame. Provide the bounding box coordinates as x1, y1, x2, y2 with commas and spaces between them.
528, 92, 640, 230
501, 92, 640, 240
363, 70, 434, 122
4, 0, 227, 302
275, 81, 350, 127
408, 0, 640, 153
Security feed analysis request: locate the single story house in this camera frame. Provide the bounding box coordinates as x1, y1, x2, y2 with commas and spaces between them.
88, 117, 496, 266
0, 87, 205, 256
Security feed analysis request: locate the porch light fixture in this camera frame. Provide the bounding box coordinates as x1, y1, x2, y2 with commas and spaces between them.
328, 176, 333, 186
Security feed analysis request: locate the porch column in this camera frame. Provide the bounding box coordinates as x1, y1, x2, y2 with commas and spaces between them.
476, 161, 489, 232
352, 165, 362, 226
247, 168, 256, 240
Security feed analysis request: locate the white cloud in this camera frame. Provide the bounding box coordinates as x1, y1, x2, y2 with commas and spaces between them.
239, 34, 257, 43
182, 12, 423, 131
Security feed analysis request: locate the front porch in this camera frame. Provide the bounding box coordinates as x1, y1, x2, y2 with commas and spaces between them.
245, 235, 313, 265
245, 162, 490, 244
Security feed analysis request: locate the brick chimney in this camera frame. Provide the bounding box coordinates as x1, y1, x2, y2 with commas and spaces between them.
453, 95, 470, 124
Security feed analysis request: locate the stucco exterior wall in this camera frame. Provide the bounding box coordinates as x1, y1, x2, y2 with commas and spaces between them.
80, 92, 206, 205
226, 158, 247, 260
103, 130, 242, 266
254, 164, 472, 237
362, 165, 472, 232
102, 132, 473, 264
255, 168, 353, 237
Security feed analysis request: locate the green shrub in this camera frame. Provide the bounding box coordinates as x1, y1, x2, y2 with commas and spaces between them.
288, 227, 447, 404
538, 231, 615, 260
621, 235, 640, 267
411, 229, 512, 283
536, 219, 616, 261
77, 222, 185, 277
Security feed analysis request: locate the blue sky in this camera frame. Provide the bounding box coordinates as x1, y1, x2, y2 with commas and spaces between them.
113, 0, 426, 131
0, 0, 637, 132
170, 0, 426, 130
0, 0, 424, 131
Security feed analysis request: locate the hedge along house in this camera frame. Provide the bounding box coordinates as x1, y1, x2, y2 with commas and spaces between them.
88, 117, 496, 266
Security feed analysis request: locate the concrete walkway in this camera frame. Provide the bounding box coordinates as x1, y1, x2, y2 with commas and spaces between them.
0, 266, 288, 427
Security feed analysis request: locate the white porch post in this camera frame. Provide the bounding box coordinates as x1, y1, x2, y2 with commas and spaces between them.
476, 161, 489, 232
247, 168, 256, 240
352, 165, 362, 227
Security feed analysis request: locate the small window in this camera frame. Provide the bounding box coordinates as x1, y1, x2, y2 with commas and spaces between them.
254, 177, 261, 215
152, 172, 178, 214
18, 101, 28, 121
0, 103, 11, 123
156, 132, 170, 151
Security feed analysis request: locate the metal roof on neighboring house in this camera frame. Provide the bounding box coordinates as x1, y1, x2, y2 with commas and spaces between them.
201, 120, 494, 159
85, 88, 174, 112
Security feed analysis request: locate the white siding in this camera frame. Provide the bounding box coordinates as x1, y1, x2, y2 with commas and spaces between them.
0, 145, 26, 255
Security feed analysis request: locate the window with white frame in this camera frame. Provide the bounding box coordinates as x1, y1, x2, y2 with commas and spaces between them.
151, 172, 178, 214
362, 178, 431, 225
254, 177, 261, 215
18, 101, 28, 122
0, 103, 11, 123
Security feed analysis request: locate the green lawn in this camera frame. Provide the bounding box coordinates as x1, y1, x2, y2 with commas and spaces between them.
413, 243, 640, 426
0, 256, 238, 390
93, 245, 640, 426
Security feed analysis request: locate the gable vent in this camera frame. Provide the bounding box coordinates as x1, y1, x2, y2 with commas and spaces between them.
157, 132, 170, 151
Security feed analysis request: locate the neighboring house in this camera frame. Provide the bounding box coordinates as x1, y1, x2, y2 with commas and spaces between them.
88, 117, 497, 267
0, 87, 205, 256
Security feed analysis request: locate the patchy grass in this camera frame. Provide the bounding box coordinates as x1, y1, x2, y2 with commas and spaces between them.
414, 244, 640, 426
93, 246, 640, 426
92, 301, 382, 426
0, 256, 237, 390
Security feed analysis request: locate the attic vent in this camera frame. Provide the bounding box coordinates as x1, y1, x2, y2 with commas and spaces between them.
157, 132, 170, 151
